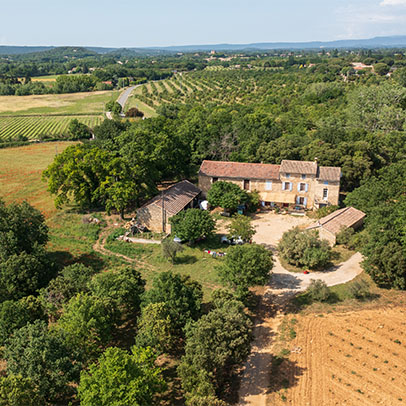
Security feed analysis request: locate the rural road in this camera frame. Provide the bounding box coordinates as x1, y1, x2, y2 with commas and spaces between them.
117, 85, 137, 108
105, 85, 139, 119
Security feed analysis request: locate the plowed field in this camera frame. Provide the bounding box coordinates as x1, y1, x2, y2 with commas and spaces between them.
269, 307, 406, 406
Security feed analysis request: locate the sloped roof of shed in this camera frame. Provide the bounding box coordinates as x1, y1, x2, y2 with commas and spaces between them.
307, 206, 366, 235
139, 180, 201, 216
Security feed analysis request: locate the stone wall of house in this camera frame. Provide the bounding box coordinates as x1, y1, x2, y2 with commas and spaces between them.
314, 180, 340, 207
199, 174, 281, 197
316, 227, 337, 246
137, 204, 172, 233
198, 174, 213, 197
199, 171, 340, 210
279, 173, 315, 209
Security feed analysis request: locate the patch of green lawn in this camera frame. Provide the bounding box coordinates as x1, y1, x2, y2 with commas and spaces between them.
105, 235, 226, 300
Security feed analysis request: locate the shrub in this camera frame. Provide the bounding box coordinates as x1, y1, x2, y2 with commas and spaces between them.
314, 205, 339, 219
207, 181, 248, 211
306, 279, 330, 302
125, 107, 144, 118
278, 228, 331, 270
169, 209, 216, 244
336, 226, 355, 247
161, 239, 184, 263
348, 279, 371, 299
227, 214, 256, 242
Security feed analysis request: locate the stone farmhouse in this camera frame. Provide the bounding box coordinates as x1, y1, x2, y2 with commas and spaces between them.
136, 180, 201, 233
198, 159, 341, 210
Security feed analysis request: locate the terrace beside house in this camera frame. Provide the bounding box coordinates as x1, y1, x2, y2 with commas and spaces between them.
198, 159, 341, 210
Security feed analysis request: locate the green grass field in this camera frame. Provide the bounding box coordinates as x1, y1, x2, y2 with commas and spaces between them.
0, 115, 103, 141
0, 90, 119, 116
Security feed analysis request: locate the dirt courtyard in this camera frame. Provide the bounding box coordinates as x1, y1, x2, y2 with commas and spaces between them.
250, 211, 313, 248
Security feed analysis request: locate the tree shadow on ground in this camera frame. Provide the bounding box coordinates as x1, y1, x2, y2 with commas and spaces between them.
47, 250, 75, 271
75, 252, 107, 272
175, 254, 197, 265
48, 251, 106, 273
156, 355, 185, 406
268, 357, 306, 394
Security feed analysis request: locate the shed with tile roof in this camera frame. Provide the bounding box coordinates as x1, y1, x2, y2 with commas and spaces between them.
306, 206, 366, 245
137, 180, 201, 233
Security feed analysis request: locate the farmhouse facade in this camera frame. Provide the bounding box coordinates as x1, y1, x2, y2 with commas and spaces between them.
306, 206, 366, 245
198, 159, 341, 210
137, 180, 201, 233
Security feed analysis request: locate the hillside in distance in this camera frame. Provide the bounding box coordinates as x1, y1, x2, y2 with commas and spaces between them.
2, 35, 406, 56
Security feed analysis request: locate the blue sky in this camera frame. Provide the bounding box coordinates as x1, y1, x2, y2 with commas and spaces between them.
1, 0, 406, 47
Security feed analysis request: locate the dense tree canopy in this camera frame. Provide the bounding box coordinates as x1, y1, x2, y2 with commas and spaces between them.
143, 271, 203, 335
218, 244, 273, 294
0, 199, 52, 301
178, 298, 252, 399
78, 346, 166, 406
4, 320, 80, 402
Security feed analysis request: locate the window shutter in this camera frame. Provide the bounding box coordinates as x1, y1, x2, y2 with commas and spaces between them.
297, 183, 300, 192
289, 183, 293, 191
305, 183, 308, 192
304, 197, 308, 206
296, 196, 300, 204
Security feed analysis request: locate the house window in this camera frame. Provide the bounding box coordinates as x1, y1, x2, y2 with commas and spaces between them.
212, 177, 218, 183
301, 174, 306, 180
324, 181, 329, 185
286, 173, 291, 178
323, 188, 328, 200
243, 179, 250, 190
282, 182, 292, 191
299, 197, 305, 205
299, 183, 306, 192
265, 180, 272, 191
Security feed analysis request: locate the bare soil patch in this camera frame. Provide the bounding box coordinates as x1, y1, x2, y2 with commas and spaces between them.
268, 307, 406, 406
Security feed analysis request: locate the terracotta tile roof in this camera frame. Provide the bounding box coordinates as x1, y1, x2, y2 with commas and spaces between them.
318, 166, 341, 182
199, 160, 280, 180
139, 180, 201, 216
307, 207, 366, 235
280, 160, 318, 175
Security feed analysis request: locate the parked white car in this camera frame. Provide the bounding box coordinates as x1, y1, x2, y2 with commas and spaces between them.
221, 235, 244, 245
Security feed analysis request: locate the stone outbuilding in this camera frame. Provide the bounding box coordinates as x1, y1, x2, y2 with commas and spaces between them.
306, 206, 366, 245
136, 180, 201, 233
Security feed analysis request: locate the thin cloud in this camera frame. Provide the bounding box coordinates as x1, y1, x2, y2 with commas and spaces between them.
380, 0, 406, 6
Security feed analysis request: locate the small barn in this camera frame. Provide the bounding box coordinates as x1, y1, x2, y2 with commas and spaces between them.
137, 180, 201, 233
306, 206, 366, 246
